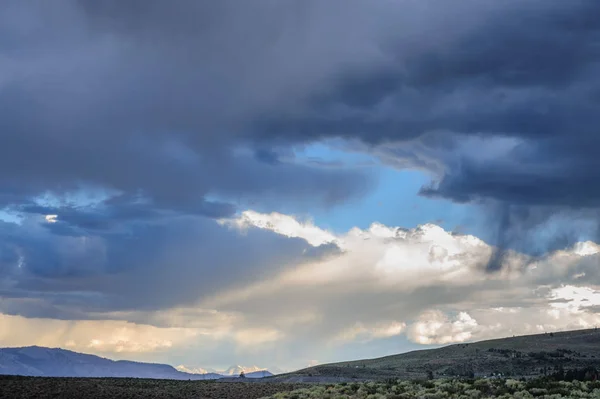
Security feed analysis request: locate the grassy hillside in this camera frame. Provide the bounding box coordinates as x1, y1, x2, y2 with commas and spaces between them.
273, 328, 600, 382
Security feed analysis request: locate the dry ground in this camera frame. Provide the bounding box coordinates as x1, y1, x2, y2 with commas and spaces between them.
0, 376, 305, 399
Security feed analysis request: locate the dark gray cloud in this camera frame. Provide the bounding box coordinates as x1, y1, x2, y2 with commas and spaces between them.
256, 0, 600, 201
1, 0, 376, 218
247, 0, 600, 258
0, 213, 337, 318
4, 0, 598, 213
2, 0, 600, 320
584, 305, 600, 314
6, 1, 594, 218
1, 0, 387, 320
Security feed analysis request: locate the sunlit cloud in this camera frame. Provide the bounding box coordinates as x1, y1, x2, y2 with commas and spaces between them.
214, 211, 600, 353
0, 313, 199, 354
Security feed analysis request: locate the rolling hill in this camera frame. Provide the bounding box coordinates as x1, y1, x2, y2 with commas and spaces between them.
0, 346, 238, 379
271, 328, 600, 382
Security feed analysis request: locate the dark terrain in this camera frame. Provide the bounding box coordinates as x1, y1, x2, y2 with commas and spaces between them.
269, 328, 600, 382
0, 376, 303, 399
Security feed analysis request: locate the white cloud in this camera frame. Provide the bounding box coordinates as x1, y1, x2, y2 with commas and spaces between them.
214, 210, 600, 353
572, 241, 600, 256
220, 210, 337, 247
217, 212, 494, 298
334, 321, 406, 343
407, 311, 478, 345
550, 285, 600, 313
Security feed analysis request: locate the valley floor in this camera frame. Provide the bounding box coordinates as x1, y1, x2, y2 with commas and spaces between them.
3, 375, 600, 399
0, 376, 304, 399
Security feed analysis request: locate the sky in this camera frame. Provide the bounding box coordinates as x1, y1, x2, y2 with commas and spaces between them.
1, 0, 600, 373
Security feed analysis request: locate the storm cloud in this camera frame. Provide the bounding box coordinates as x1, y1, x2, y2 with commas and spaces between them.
4, 1, 599, 214
1, 0, 378, 216
256, 1, 600, 210
2, 0, 600, 370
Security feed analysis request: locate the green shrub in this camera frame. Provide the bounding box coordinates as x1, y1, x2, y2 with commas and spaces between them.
262, 376, 600, 399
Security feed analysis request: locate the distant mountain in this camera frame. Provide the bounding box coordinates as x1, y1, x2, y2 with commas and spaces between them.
176, 364, 275, 378
0, 346, 220, 380
175, 365, 217, 375
222, 365, 265, 376
244, 370, 274, 378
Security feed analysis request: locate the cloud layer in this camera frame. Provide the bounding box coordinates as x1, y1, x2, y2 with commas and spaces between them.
3, 1, 600, 215
3, 210, 599, 370
216, 212, 600, 348
2, 0, 600, 371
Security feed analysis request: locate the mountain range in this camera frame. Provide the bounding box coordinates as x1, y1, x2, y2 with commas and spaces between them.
0, 346, 273, 379
175, 364, 277, 378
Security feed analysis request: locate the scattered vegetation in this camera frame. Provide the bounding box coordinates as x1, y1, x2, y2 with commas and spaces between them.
262, 374, 600, 399
3, 367, 600, 398
272, 329, 600, 382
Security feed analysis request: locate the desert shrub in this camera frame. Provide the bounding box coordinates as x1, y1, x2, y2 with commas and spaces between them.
505, 378, 524, 389
434, 381, 459, 395
416, 380, 435, 389
464, 388, 481, 398
513, 390, 534, 399
420, 391, 445, 399
528, 387, 547, 396
262, 376, 600, 399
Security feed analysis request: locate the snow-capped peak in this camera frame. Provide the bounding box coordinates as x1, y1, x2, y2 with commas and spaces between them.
222, 365, 265, 376
175, 365, 215, 375
175, 364, 271, 376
